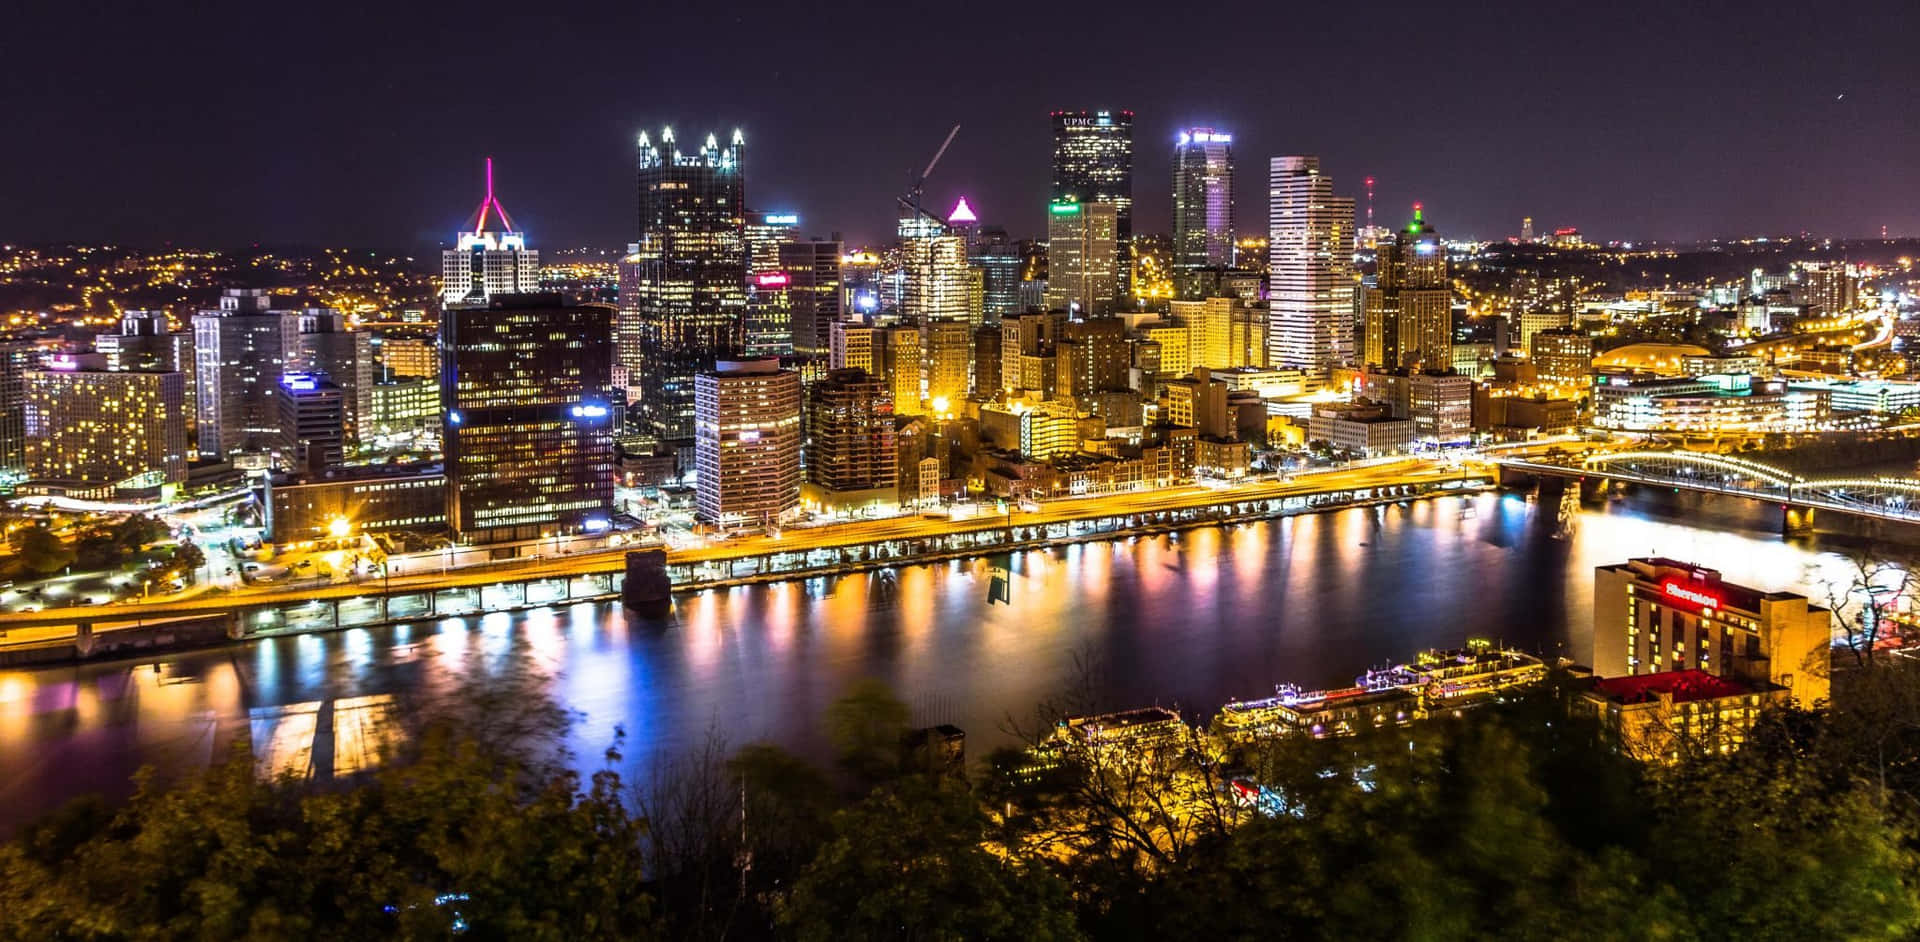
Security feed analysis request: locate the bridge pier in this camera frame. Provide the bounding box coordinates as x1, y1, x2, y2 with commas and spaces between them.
622, 548, 671, 618
1783, 505, 1817, 536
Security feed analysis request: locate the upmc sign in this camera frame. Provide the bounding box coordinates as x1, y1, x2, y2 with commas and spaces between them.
1662, 581, 1720, 610
1060, 116, 1111, 128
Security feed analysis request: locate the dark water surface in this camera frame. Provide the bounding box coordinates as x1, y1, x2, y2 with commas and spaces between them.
0, 491, 1853, 834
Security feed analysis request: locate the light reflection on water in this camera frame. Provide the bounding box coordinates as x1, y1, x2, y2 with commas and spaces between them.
0, 492, 1869, 834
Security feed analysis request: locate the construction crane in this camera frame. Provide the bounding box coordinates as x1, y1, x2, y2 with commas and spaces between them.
897, 123, 961, 226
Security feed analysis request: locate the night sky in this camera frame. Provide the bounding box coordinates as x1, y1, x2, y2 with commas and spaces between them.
4, 1, 1916, 251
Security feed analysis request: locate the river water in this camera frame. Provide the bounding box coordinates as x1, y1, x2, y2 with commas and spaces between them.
0, 490, 1860, 835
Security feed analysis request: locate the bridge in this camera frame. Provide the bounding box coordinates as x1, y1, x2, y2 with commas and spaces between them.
1495, 449, 1920, 528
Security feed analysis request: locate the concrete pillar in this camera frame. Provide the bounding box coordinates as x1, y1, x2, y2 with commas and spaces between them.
1783, 505, 1817, 536
622, 548, 672, 617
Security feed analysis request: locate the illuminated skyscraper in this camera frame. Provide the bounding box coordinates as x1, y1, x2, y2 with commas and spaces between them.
779, 240, 843, 358
623, 127, 748, 443
969, 227, 1024, 323
441, 158, 539, 307
1361, 207, 1450, 370
97, 310, 196, 441
803, 367, 897, 512
1051, 110, 1133, 297
0, 341, 35, 479
298, 309, 373, 446
1267, 156, 1355, 375
1172, 128, 1235, 273
1045, 201, 1119, 317
744, 211, 799, 279
694, 358, 802, 527
899, 214, 972, 323
275, 372, 345, 475
192, 288, 300, 458
441, 294, 615, 543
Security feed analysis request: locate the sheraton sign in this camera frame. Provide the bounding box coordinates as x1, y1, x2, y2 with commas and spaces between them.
1662, 581, 1721, 610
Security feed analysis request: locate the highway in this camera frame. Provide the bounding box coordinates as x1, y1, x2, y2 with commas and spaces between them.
0, 458, 1478, 637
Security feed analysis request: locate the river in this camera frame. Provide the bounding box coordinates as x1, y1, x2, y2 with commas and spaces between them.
0, 489, 1861, 835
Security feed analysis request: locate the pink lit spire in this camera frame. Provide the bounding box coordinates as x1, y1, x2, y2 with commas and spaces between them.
467, 157, 518, 234
947, 197, 978, 225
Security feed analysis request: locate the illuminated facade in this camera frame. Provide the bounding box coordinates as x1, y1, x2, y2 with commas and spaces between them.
1362, 208, 1450, 370
275, 372, 345, 474
921, 317, 973, 409
192, 288, 300, 458
803, 368, 897, 511
23, 365, 188, 488
1267, 156, 1355, 375
744, 272, 794, 359
0, 341, 34, 478
694, 358, 802, 526
1576, 670, 1789, 762
1172, 128, 1235, 276
441, 294, 615, 543
1175, 296, 1267, 370
779, 240, 843, 358
623, 127, 748, 442
1051, 110, 1133, 297
1044, 201, 1119, 317
744, 211, 798, 279
97, 310, 196, 439
1593, 557, 1830, 709
441, 159, 539, 307
899, 216, 971, 323
298, 309, 373, 446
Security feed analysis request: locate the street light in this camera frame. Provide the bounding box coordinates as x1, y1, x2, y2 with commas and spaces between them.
328, 516, 352, 541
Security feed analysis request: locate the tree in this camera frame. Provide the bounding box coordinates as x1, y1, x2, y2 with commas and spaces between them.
174, 541, 206, 584
825, 678, 911, 790
781, 781, 1083, 942
9, 524, 71, 577
1821, 548, 1918, 667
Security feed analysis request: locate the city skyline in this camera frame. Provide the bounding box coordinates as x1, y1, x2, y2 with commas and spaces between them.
4, 1, 1917, 250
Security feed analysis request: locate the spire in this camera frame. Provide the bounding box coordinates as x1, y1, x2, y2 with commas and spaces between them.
1409, 202, 1424, 233
947, 197, 978, 225
467, 157, 518, 235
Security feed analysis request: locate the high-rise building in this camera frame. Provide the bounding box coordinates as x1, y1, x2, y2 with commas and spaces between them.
972, 323, 1003, 399
882, 325, 923, 415
1531, 327, 1596, 388
899, 215, 972, 322
1268, 156, 1355, 375
441, 158, 539, 308
276, 372, 345, 475
779, 240, 844, 358
624, 127, 748, 443
1056, 316, 1130, 403
921, 317, 973, 411
694, 358, 801, 526
1044, 201, 1119, 317
830, 322, 879, 374
969, 228, 1024, 323
744, 211, 799, 278
441, 294, 616, 543
23, 359, 188, 489
1175, 296, 1267, 370
1362, 207, 1450, 370
744, 272, 795, 360
192, 288, 300, 458
298, 309, 373, 446
803, 367, 897, 512
97, 310, 196, 440
0, 341, 35, 479
1798, 262, 1858, 318
1051, 110, 1133, 297
1172, 128, 1235, 277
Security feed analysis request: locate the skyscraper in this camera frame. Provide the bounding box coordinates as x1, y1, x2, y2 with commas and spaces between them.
441, 158, 539, 308
694, 358, 801, 527
192, 288, 300, 458
1044, 201, 1119, 317
779, 240, 844, 358
744, 211, 799, 279
1267, 156, 1355, 375
0, 341, 35, 480
97, 310, 196, 440
1051, 110, 1133, 297
803, 368, 897, 512
1172, 128, 1235, 275
298, 309, 372, 446
1362, 207, 1451, 370
969, 227, 1024, 323
441, 294, 615, 543
23, 359, 188, 489
276, 372, 345, 475
623, 127, 748, 443
899, 215, 972, 323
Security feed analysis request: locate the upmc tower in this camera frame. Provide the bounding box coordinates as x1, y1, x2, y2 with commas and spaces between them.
1050, 110, 1133, 299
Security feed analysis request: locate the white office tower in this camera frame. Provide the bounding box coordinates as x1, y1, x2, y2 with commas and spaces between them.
898, 215, 972, 323
441, 158, 539, 307
1267, 156, 1355, 375
1044, 200, 1119, 317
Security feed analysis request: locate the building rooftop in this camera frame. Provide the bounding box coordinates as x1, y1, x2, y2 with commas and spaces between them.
1590, 670, 1756, 705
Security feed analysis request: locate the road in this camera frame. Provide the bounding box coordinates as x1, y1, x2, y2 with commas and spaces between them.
0, 459, 1476, 637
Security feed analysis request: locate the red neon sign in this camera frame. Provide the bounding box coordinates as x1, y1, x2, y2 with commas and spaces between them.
756, 272, 790, 287
1662, 581, 1719, 609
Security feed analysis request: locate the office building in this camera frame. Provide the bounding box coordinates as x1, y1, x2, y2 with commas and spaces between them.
1593, 557, 1830, 709
299, 309, 373, 446
803, 367, 897, 513
0, 341, 35, 479
744, 271, 794, 359
1362, 207, 1450, 370
883, 325, 923, 414
1531, 327, 1595, 388
376, 335, 437, 380
97, 310, 196, 439
1175, 296, 1266, 370
1359, 368, 1473, 445
830, 322, 880, 374
1798, 262, 1857, 317
368, 377, 439, 437
275, 372, 346, 475
970, 228, 1025, 322
192, 288, 300, 458
265, 464, 445, 542
441, 158, 539, 307
921, 317, 973, 410
1172, 128, 1234, 281
22, 362, 188, 491
1268, 156, 1355, 375
744, 211, 798, 278
1307, 401, 1412, 456
694, 358, 802, 526
779, 240, 843, 358
1056, 316, 1129, 403
441, 294, 616, 543
1044, 201, 1120, 317
624, 127, 748, 442
1051, 110, 1133, 297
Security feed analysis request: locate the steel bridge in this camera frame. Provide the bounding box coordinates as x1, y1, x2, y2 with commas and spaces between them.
1495, 450, 1920, 525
